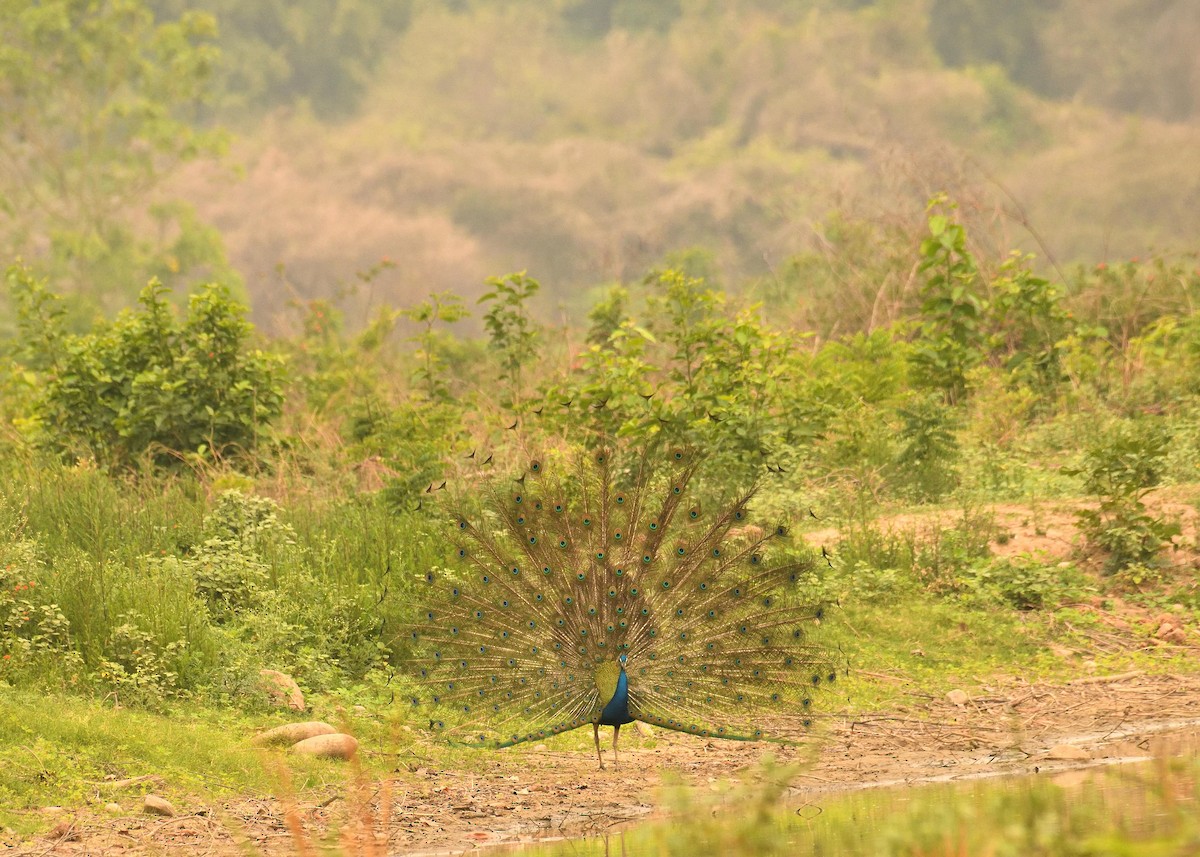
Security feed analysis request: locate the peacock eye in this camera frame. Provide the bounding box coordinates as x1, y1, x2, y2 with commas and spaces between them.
530, 460, 541, 472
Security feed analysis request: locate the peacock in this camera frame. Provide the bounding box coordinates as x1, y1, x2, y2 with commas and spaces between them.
406, 443, 840, 768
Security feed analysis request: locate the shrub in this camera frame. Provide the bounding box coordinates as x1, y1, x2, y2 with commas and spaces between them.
10, 269, 285, 470
1065, 421, 1180, 573
962, 555, 1090, 610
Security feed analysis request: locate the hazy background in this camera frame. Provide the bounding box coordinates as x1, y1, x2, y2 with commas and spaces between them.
7, 0, 1200, 332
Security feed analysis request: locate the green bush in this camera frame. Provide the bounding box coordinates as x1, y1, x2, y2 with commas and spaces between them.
961, 555, 1090, 610
1065, 421, 1180, 573
10, 270, 285, 470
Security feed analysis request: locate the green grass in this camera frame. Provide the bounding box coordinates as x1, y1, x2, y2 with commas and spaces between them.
0, 689, 269, 833
523, 756, 1200, 856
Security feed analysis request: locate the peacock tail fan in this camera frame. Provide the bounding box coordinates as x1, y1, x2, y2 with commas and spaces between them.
405, 441, 841, 749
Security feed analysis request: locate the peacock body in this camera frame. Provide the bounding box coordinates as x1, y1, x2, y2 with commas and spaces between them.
407, 445, 839, 767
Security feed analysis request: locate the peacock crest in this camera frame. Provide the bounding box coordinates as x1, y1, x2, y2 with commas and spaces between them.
407, 443, 839, 767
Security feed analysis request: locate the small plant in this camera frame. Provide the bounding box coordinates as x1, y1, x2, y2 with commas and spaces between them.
910, 199, 985, 404
1065, 422, 1180, 573
963, 555, 1090, 610
909, 508, 997, 595
401, 290, 469, 401
93, 614, 186, 708
894, 393, 960, 501
478, 271, 542, 406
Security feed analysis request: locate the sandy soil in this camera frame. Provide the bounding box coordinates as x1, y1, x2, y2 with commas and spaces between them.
11, 665, 1199, 857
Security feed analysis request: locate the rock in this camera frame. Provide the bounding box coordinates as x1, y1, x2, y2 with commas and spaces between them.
1157, 625, 1188, 644
258, 669, 305, 711
252, 721, 337, 747
104, 803, 122, 815
44, 820, 80, 842
634, 720, 654, 738
142, 795, 176, 817
290, 733, 358, 760
1153, 613, 1177, 630
533, 744, 548, 751
41, 806, 65, 816
945, 689, 970, 707
1045, 744, 1090, 761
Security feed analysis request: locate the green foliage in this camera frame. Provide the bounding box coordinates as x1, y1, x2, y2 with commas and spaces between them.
585, 284, 630, 347
986, 251, 1071, 389
1065, 421, 1180, 573
479, 271, 543, 405
401, 290, 469, 401
911, 201, 985, 403
150, 0, 414, 118
11, 270, 285, 469
353, 399, 467, 503
960, 555, 1090, 610
0, 0, 230, 317
894, 393, 960, 501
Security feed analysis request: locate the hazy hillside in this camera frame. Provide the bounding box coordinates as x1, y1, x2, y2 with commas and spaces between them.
9, 0, 1200, 330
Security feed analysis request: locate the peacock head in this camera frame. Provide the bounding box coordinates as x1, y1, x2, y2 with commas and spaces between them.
618, 653, 628, 667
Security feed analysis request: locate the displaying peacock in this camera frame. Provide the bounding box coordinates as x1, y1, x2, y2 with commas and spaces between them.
406, 443, 840, 768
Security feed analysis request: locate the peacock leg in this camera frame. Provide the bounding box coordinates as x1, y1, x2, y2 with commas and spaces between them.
593, 723, 605, 769
612, 723, 622, 769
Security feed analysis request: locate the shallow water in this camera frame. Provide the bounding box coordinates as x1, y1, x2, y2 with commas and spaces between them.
514, 727, 1200, 857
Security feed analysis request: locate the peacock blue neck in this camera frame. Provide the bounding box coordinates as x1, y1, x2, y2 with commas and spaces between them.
599, 664, 633, 725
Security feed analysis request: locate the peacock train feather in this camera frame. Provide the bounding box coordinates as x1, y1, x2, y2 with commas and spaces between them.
406, 444, 840, 767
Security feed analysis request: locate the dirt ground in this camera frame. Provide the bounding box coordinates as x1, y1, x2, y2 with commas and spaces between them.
10, 494, 1200, 856
10, 665, 1199, 857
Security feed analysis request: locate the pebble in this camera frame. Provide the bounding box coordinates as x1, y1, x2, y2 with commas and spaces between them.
946, 689, 969, 706
143, 795, 176, 817
44, 821, 79, 842
104, 803, 122, 815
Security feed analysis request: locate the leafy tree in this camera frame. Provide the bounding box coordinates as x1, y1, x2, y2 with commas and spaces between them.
0, 0, 230, 322
9, 266, 284, 469
148, 0, 414, 119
